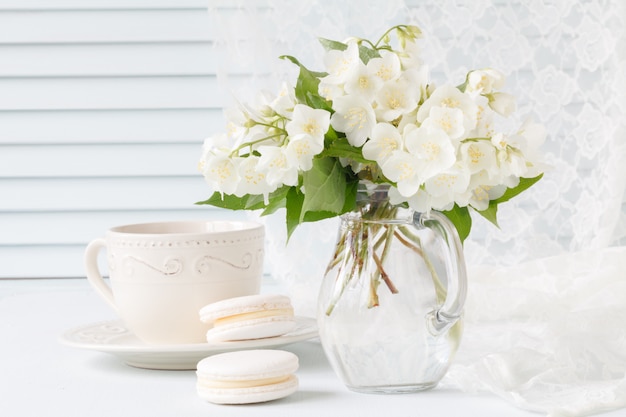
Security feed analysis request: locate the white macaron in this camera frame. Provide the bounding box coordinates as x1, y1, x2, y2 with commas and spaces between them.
196, 349, 299, 404
199, 294, 296, 343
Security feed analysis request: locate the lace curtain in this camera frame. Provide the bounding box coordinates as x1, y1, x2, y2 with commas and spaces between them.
208, 0, 626, 266
206, 1, 626, 416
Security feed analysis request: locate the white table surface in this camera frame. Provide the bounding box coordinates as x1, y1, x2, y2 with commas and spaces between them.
1, 278, 624, 417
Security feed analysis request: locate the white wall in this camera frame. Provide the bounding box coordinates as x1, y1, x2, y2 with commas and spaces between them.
0, 1, 248, 278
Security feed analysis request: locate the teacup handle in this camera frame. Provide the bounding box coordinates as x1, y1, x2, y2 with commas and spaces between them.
84, 238, 119, 314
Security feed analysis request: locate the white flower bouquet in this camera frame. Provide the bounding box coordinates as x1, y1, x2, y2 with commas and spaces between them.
198, 25, 544, 242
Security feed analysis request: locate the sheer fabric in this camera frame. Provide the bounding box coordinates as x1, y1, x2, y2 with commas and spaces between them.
446, 248, 626, 417
206, 1, 626, 415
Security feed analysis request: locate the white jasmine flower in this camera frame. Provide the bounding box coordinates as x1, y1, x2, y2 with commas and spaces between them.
286, 133, 324, 171
468, 95, 495, 138
424, 164, 471, 210
221, 107, 250, 145
381, 151, 423, 197
374, 76, 418, 122
388, 185, 432, 213
505, 119, 547, 178
401, 67, 429, 94
257, 145, 299, 188
490, 132, 509, 151
330, 95, 377, 147
201, 150, 241, 195
367, 50, 402, 82
387, 185, 409, 206
491, 133, 529, 178
362, 122, 402, 164
420, 106, 466, 141
321, 41, 360, 85
398, 39, 422, 71
271, 82, 297, 117
461, 170, 508, 211
404, 126, 456, 180
396, 108, 418, 134
285, 104, 331, 143
417, 85, 478, 136
344, 62, 383, 102
245, 90, 276, 123
488, 92, 516, 116
454, 170, 505, 210
318, 80, 344, 101
466, 68, 505, 95
235, 155, 276, 198
459, 140, 497, 174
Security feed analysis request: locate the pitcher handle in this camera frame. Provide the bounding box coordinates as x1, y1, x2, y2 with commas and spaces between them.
421, 211, 468, 336
84, 238, 119, 314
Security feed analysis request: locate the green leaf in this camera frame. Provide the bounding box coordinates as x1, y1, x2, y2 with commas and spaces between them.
476, 203, 499, 227
324, 125, 340, 142
474, 173, 543, 230
358, 45, 380, 64
285, 186, 304, 240
305, 91, 333, 112
302, 210, 339, 223
442, 205, 472, 243
321, 137, 371, 164
244, 194, 266, 210
196, 192, 265, 211
300, 158, 347, 222
318, 37, 380, 64
492, 174, 543, 204
341, 178, 359, 213
279, 55, 326, 106
260, 186, 290, 216
319, 37, 347, 51
299, 177, 357, 223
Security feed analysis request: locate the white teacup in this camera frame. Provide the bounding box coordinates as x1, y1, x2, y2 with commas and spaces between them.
84, 220, 264, 344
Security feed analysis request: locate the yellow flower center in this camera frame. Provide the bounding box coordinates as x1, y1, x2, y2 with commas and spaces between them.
468, 144, 484, 165
441, 97, 459, 108
473, 185, 492, 201
269, 154, 287, 169
397, 162, 415, 180
434, 174, 457, 189
437, 113, 453, 132
421, 141, 440, 161
302, 119, 319, 135
292, 140, 311, 158
244, 168, 265, 185
212, 161, 233, 181
376, 65, 394, 81
344, 108, 367, 130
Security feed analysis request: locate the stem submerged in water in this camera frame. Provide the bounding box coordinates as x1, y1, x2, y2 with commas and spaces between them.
324, 188, 445, 315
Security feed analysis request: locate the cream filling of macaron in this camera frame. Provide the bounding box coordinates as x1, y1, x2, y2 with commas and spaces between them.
213, 308, 294, 327
198, 375, 291, 389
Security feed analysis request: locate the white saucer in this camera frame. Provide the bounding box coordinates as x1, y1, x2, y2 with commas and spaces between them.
59, 317, 318, 370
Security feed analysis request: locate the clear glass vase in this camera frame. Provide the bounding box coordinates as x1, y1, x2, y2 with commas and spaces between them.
317, 184, 467, 394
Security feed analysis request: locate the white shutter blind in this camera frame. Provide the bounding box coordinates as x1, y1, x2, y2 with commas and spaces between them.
0, 1, 249, 278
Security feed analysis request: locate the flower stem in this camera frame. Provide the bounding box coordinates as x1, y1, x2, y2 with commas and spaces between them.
229, 132, 285, 157
372, 251, 398, 294
392, 229, 423, 257
373, 25, 399, 48
399, 225, 446, 303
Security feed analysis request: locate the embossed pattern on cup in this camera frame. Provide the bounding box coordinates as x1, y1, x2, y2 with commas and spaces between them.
85, 221, 264, 344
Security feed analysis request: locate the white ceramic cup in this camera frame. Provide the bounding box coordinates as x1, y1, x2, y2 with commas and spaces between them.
84, 220, 264, 344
